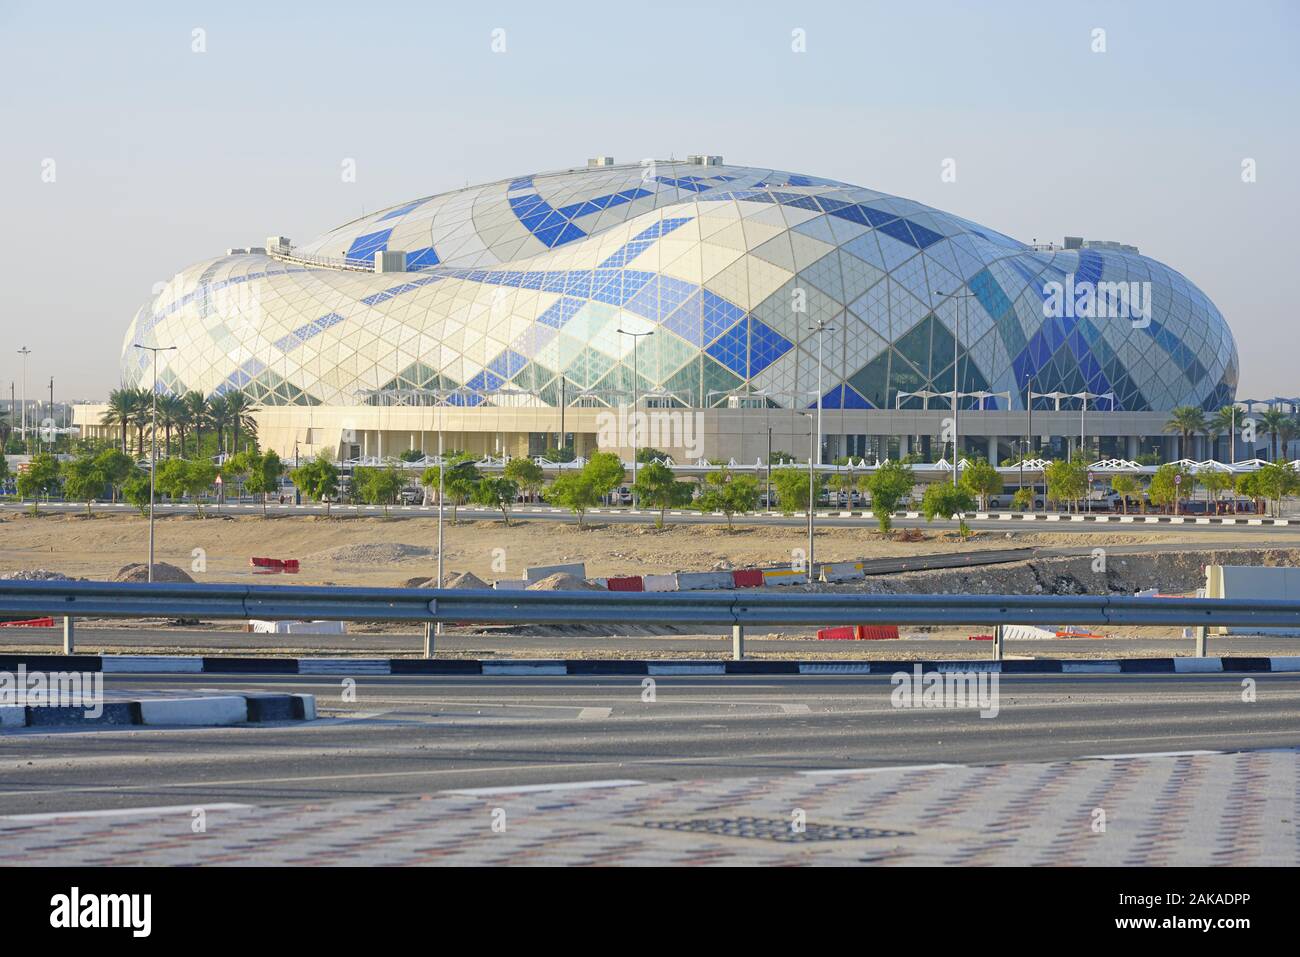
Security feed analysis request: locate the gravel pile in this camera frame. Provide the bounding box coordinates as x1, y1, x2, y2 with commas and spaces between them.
0, 569, 73, 581
311, 543, 433, 565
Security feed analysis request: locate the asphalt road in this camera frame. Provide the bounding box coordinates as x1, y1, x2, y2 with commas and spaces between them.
5, 499, 1297, 535
2, 671, 1296, 816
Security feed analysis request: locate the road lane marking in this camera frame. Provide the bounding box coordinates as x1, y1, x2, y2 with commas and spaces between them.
578, 707, 613, 719
0, 802, 250, 822
442, 779, 643, 796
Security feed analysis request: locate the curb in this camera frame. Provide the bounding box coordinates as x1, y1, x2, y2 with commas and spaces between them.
3, 654, 1297, 677
1, 692, 315, 729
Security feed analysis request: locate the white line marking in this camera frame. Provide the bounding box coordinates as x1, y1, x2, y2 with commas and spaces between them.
799, 763, 961, 777
779, 703, 812, 714
1081, 750, 1221, 760
442, 779, 643, 797
578, 707, 612, 719
0, 802, 250, 822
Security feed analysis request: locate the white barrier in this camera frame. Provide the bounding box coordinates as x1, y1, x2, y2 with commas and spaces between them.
642, 573, 678, 592
762, 568, 806, 587
1001, 624, 1058, 641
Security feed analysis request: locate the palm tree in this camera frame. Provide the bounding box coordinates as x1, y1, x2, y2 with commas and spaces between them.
100, 389, 134, 453
0, 407, 10, 448
221, 391, 261, 455
1162, 406, 1206, 461
1258, 409, 1292, 462
128, 387, 152, 457
157, 393, 184, 458
182, 391, 210, 457
1208, 405, 1239, 462
207, 394, 231, 455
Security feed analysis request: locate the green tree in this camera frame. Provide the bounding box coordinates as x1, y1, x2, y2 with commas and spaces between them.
93, 448, 135, 504
920, 482, 976, 535
241, 450, 284, 516
545, 472, 600, 528
772, 466, 823, 515
290, 454, 340, 515
1011, 487, 1036, 511
584, 451, 626, 501
1198, 469, 1234, 509
959, 458, 1002, 510
123, 471, 152, 516
504, 457, 545, 501
1254, 462, 1300, 517
420, 458, 481, 523
1110, 473, 1141, 514
156, 458, 218, 514
353, 463, 406, 516
632, 461, 694, 528
696, 469, 759, 532
62, 454, 107, 517
1236, 472, 1264, 514
472, 476, 519, 526
862, 461, 915, 534
15, 452, 61, 513
635, 446, 668, 464
1044, 459, 1089, 512
1148, 463, 1193, 513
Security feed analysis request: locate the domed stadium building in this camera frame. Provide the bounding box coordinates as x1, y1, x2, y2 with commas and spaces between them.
79, 157, 1238, 465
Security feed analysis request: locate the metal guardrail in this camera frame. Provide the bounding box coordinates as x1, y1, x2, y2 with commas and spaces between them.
3, 580, 1299, 661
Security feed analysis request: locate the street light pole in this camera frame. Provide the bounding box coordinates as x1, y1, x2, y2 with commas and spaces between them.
808, 320, 836, 465
935, 292, 972, 486
133, 344, 177, 583
617, 328, 653, 506
17, 347, 30, 453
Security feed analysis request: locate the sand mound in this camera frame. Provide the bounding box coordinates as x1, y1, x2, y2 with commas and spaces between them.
526, 572, 604, 591
311, 543, 433, 565
113, 562, 195, 583
401, 571, 489, 589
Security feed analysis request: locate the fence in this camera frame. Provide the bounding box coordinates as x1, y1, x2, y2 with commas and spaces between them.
4, 580, 1300, 661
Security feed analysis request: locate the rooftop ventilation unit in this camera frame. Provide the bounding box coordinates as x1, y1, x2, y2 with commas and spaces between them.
686, 154, 723, 166
587, 156, 615, 167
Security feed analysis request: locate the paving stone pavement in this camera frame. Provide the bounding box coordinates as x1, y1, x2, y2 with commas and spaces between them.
3, 750, 1296, 865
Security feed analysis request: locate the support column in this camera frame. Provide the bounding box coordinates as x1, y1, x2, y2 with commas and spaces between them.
63, 616, 74, 655
986, 436, 998, 464
992, 623, 1003, 662
732, 624, 744, 661
898, 435, 909, 459
1126, 435, 1139, 460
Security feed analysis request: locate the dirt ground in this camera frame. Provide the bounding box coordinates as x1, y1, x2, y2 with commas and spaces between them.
3, 509, 1300, 587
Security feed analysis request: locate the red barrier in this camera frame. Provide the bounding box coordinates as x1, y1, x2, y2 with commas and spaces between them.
0, 617, 55, 628
249, 557, 300, 573
606, 576, 645, 592
856, 625, 900, 641
731, 569, 764, 588
968, 634, 993, 641
817, 626, 856, 640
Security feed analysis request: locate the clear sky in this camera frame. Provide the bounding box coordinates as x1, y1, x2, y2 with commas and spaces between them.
2, 0, 1296, 401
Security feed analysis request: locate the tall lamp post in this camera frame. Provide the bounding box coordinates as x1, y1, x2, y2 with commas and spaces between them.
796, 411, 819, 582
16, 347, 30, 453
133, 344, 177, 583
807, 319, 836, 466
617, 328, 653, 506
935, 291, 972, 487
1022, 372, 1035, 496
